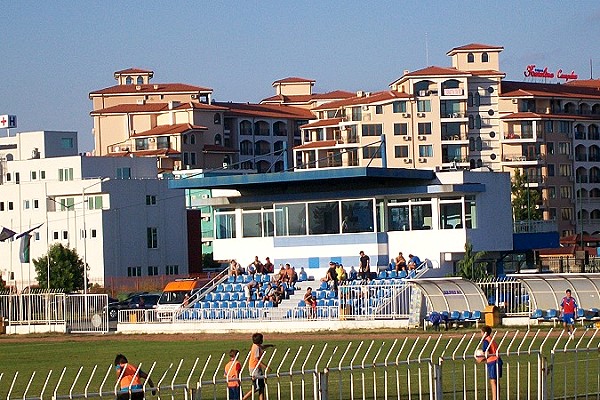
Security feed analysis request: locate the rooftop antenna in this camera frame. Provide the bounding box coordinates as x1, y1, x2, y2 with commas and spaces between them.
425, 33, 429, 66
590, 58, 593, 79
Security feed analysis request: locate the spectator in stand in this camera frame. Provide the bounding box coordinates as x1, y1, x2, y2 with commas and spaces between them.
304, 287, 317, 318
388, 258, 396, 271
336, 263, 347, 284
349, 266, 358, 281
290, 267, 298, 287
245, 279, 259, 300
299, 267, 308, 282
263, 257, 274, 274
230, 260, 242, 277
262, 283, 276, 303
408, 254, 421, 269
249, 256, 263, 275
359, 251, 371, 281
285, 264, 294, 285
398, 265, 408, 278
274, 284, 285, 304
276, 265, 286, 284
321, 262, 338, 291
247, 263, 256, 277
395, 252, 407, 272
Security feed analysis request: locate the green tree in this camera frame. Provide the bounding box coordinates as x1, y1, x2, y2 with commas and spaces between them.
202, 252, 220, 270
456, 242, 490, 280
33, 243, 86, 293
511, 169, 542, 221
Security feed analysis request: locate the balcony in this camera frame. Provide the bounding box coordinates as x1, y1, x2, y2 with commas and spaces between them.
442, 88, 464, 96
513, 219, 557, 234
442, 156, 469, 164
441, 134, 468, 142
504, 131, 534, 140
503, 153, 545, 164
440, 112, 467, 119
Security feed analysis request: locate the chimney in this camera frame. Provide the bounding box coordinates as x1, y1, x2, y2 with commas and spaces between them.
153, 84, 159, 90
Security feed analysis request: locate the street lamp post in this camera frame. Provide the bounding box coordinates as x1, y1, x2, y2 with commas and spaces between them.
82, 177, 109, 295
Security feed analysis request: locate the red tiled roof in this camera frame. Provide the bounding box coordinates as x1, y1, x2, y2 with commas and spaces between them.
272, 77, 315, 85
538, 246, 576, 256
130, 124, 207, 137
564, 79, 600, 89
202, 145, 237, 153
561, 234, 600, 244
313, 91, 411, 111
446, 43, 504, 54
294, 140, 337, 149
470, 69, 505, 77
214, 102, 314, 119
501, 80, 600, 100
107, 148, 181, 157
260, 91, 354, 104
402, 66, 470, 77
300, 118, 344, 129
91, 101, 227, 115
90, 83, 212, 95
114, 68, 153, 75
91, 103, 170, 114
312, 90, 355, 100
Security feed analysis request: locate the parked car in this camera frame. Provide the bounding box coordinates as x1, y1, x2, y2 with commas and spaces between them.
107, 293, 160, 321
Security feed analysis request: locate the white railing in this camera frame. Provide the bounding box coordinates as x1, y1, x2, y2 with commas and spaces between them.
1, 329, 598, 400
475, 277, 531, 316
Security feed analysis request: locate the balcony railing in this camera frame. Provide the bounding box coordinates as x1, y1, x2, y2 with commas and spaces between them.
441, 134, 467, 141
513, 219, 557, 233
504, 132, 534, 140
442, 157, 469, 164
440, 112, 467, 118
503, 154, 544, 162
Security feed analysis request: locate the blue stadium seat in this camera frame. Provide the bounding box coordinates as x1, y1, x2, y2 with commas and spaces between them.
227, 275, 236, 283
326, 290, 336, 299
297, 300, 306, 307
317, 299, 326, 307
398, 270, 407, 279
215, 284, 224, 293
255, 300, 264, 308
231, 292, 240, 301
320, 281, 328, 290
221, 293, 231, 301
205, 293, 214, 301
265, 301, 274, 308
218, 301, 228, 309
235, 275, 244, 283
247, 301, 255, 308
213, 293, 222, 302
317, 290, 327, 300
224, 284, 233, 292
326, 299, 337, 307
378, 271, 387, 279
263, 275, 272, 283
530, 309, 543, 320
243, 275, 253, 283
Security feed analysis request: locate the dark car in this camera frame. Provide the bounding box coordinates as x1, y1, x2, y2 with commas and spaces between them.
107, 293, 160, 320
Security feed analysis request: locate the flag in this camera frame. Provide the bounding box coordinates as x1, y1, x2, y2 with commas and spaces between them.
19, 234, 31, 263
0, 227, 16, 242
15, 223, 44, 239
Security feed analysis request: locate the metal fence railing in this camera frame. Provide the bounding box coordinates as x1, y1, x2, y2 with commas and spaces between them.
475, 277, 531, 316
1, 329, 598, 400
0, 293, 108, 333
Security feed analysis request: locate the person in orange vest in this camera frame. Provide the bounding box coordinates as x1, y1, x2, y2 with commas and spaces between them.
478, 326, 503, 400
242, 333, 274, 400
224, 349, 242, 400
114, 354, 154, 400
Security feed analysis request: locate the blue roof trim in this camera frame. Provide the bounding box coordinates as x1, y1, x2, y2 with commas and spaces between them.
168, 167, 436, 190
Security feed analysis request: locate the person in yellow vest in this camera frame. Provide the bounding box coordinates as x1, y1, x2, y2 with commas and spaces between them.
224, 349, 242, 400
114, 354, 154, 400
242, 333, 274, 400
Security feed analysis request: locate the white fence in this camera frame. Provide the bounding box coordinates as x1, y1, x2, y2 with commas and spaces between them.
0, 293, 109, 334
475, 277, 531, 316
1, 329, 598, 400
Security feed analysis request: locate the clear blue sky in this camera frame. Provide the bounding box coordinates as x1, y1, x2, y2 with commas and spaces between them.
1, 1, 599, 152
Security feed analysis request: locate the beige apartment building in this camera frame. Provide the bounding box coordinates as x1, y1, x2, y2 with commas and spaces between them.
90, 69, 316, 172
292, 43, 600, 237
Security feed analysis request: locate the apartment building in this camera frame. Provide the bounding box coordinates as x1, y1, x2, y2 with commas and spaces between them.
292, 43, 600, 238
0, 131, 191, 290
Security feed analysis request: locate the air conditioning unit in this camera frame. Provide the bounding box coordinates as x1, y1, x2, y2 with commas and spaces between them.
136, 99, 145, 105
362, 105, 369, 111
419, 158, 427, 163
191, 94, 198, 99
417, 112, 426, 117
403, 158, 412, 164
402, 135, 411, 141
512, 99, 518, 104
419, 90, 426, 96
113, 146, 120, 152
418, 135, 427, 140
149, 137, 155, 142
402, 113, 410, 118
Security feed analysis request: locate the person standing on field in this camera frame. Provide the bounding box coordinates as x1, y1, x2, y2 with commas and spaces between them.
560, 289, 578, 339
478, 325, 502, 400
224, 349, 242, 400
242, 333, 274, 400
114, 354, 155, 400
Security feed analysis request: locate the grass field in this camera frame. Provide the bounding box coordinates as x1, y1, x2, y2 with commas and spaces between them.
0, 328, 598, 399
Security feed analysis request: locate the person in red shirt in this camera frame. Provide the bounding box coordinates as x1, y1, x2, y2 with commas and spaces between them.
114, 354, 154, 400
224, 349, 242, 400
560, 289, 578, 338
478, 326, 502, 400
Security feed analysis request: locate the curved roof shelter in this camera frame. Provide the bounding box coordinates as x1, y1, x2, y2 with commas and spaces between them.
412, 278, 488, 312
513, 273, 600, 310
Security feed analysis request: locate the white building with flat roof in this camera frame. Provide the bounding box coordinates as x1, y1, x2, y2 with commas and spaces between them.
0, 131, 189, 291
